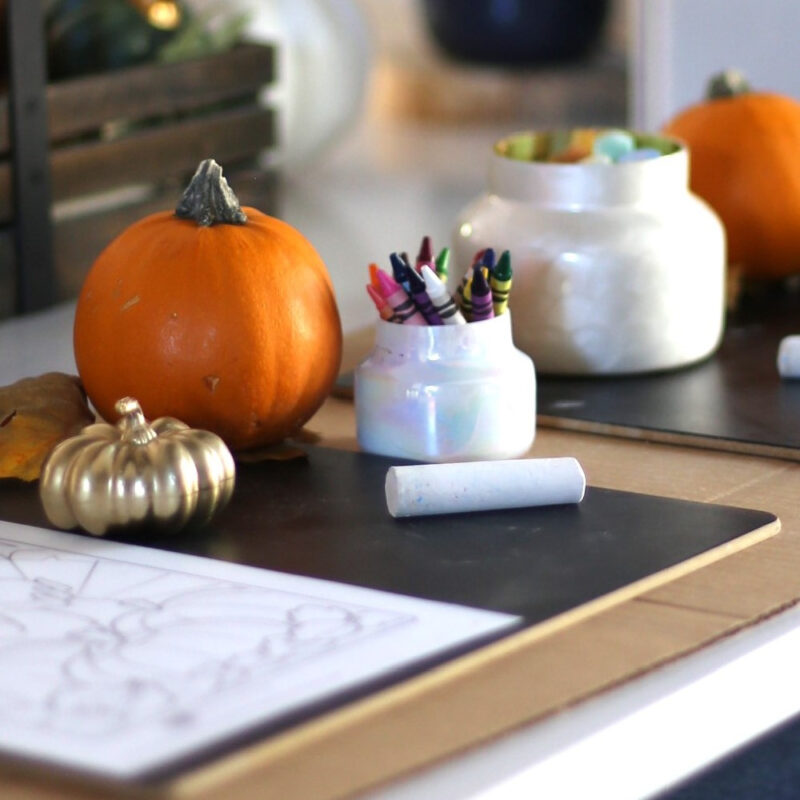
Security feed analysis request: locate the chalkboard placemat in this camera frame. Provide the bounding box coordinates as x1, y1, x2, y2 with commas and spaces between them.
537, 288, 800, 459
0, 445, 780, 789
0, 446, 777, 626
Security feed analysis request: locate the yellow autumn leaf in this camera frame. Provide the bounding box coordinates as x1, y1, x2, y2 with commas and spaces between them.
0, 373, 95, 481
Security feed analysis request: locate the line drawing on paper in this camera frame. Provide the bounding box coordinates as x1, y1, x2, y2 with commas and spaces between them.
0, 537, 416, 740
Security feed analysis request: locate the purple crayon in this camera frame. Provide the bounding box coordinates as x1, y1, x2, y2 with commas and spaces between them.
376, 269, 426, 325
406, 266, 442, 324
470, 264, 494, 321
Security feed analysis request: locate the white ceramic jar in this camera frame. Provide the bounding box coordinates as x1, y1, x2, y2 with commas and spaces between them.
355, 312, 536, 462
453, 132, 726, 375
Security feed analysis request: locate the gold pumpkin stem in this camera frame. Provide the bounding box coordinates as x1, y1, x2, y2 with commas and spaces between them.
174, 159, 248, 227
115, 397, 158, 445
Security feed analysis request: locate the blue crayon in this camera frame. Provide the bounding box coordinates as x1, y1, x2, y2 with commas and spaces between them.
390, 252, 411, 293
478, 247, 496, 274
470, 265, 494, 321
407, 266, 442, 324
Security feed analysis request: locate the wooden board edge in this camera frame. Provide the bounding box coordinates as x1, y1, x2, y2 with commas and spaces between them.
160, 516, 781, 799
537, 414, 800, 463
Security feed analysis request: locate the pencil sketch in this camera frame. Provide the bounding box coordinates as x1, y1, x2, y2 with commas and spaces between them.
0, 537, 415, 739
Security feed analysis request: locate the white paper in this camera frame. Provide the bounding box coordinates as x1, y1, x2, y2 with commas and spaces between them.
0, 521, 519, 779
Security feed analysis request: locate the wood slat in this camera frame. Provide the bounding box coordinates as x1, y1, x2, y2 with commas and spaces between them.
0, 104, 275, 222
0, 43, 275, 152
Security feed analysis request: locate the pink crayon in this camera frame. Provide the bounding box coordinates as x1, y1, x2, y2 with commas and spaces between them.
366, 283, 399, 322
415, 235, 436, 272
470, 264, 494, 321
376, 269, 426, 325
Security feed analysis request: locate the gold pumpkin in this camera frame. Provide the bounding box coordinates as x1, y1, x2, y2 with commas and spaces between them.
39, 397, 235, 536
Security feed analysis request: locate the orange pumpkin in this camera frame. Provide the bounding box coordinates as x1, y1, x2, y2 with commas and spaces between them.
664, 70, 800, 279
74, 159, 342, 451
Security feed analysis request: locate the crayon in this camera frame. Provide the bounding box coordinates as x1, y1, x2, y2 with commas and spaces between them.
470, 248, 485, 265
478, 247, 496, 274
490, 250, 512, 316
376, 269, 426, 325
406, 266, 442, 324
460, 275, 473, 320
470, 265, 494, 321
366, 284, 399, 322
390, 252, 411, 293
421, 265, 466, 325
435, 247, 450, 282
368, 262, 381, 289
415, 235, 435, 272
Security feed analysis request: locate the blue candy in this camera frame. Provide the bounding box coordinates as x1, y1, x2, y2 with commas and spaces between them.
617, 147, 662, 163
593, 129, 635, 161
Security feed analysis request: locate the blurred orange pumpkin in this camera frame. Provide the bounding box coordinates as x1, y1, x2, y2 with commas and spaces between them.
73, 159, 342, 451
664, 70, 800, 279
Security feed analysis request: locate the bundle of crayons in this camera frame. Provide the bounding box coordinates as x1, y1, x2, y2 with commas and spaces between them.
365, 236, 513, 326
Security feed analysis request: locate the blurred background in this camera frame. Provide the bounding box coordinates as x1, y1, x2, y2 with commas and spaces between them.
5, 0, 800, 353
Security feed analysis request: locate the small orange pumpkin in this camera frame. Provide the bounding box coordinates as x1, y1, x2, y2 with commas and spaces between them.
74, 159, 342, 451
664, 70, 800, 279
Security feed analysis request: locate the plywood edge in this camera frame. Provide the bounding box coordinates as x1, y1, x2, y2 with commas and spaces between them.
536, 414, 800, 462
164, 516, 781, 800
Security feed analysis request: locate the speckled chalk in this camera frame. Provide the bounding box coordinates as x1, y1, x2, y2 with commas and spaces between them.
777, 335, 800, 377
385, 458, 586, 518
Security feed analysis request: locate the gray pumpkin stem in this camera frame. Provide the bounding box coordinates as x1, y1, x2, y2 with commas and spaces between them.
707, 69, 751, 100
175, 159, 247, 227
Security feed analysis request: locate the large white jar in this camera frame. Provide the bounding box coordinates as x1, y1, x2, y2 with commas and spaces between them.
453, 132, 726, 375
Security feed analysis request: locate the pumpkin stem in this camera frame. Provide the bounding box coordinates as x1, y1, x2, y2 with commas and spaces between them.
116, 397, 158, 445
707, 69, 751, 100
175, 159, 247, 227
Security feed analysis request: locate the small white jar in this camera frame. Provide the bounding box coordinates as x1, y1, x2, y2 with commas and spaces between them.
453, 131, 726, 375
355, 312, 536, 462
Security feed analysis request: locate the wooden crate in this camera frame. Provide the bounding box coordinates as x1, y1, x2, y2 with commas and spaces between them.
0, 41, 277, 319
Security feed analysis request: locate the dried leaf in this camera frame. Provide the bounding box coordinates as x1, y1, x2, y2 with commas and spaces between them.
234, 442, 309, 463
0, 373, 95, 481
233, 427, 321, 464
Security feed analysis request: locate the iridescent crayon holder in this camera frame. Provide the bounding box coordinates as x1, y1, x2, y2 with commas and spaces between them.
354, 312, 536, 463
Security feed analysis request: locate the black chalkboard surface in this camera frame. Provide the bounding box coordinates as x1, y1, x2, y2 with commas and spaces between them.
538, 288, 800, 458
0, 445, 779, 783
0, 446, 777, 625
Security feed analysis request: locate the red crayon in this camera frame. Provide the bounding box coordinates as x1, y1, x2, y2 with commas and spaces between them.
376, 269, 426, 325
470, 248, 487, 268
366, 283, 399, 322
415, 235, 436, 272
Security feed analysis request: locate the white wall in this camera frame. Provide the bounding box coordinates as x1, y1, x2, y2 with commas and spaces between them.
629, 0, 800, 130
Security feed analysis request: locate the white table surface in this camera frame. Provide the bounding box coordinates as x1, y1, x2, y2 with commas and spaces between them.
2, 115, 799, 800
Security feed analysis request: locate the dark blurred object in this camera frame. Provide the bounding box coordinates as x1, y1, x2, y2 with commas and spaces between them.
421, 0, 610, 66
44, 0, 248, 81
45, 0, 182, 79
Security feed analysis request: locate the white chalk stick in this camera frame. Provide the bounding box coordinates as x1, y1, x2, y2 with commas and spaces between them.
778, 335, 800, 378
385, 458, 586, 518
